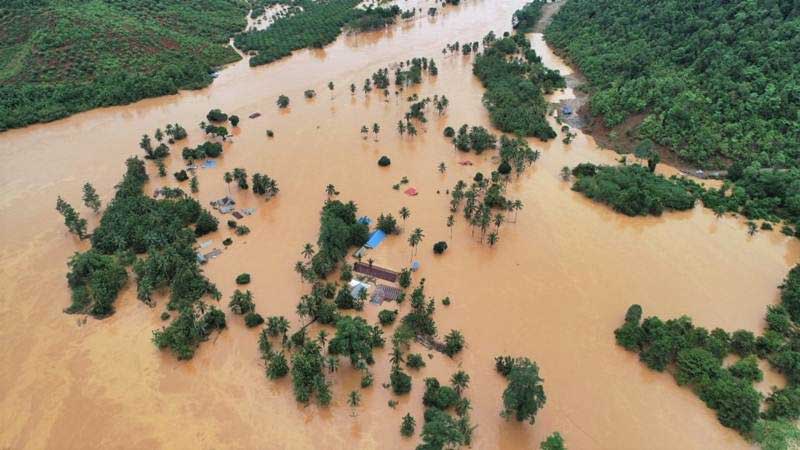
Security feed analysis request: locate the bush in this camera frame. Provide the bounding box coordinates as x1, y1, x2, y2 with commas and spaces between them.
443, 126, 455, 138
390, 368, 412, 394
160, 312, 170, 321
235, 273, 251, 285
207, 109, 228, 122
406, 353, 426, 369
443, 330, 465, 357
195, 211, 219, 236
378, 156, 392, 167
245, 312, 265, 328
229, 115, 239, 127
378, 309, 398, 326
174, 170, 189, 182
433, 241, 448, 254
277, 95, 290, 108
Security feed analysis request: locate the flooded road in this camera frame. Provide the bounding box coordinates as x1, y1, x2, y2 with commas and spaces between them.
1, 1, 798, 449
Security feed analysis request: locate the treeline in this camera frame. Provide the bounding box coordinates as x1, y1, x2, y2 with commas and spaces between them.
545, 0, 800, 170
63, 157, 225, 360
0, 0, 247, 130
235, 1, 399, 67
614, 264, 800, 447
473, 27, 564, 140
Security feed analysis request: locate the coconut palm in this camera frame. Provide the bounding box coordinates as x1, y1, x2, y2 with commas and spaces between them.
317, 330, 328, 347
438, 162, 447, 174
326, 355, 340, 373
399, 206, 410, 227
408, 228, 424, 261
327, 81, 334, 99
511, 199, 523, 223
372, 123, 380, 142
493, 213, 505, 231
325, 184, 337, 198
350, 83, 356, 95
302, 243, 315, 259
450, 370, 470, 396
224, 172, 233, 196
348, 390, 361, 415
294, 261, 306, 282
487, 231, 499, 247
397, 120, 406, 136
361, 125, 369, 139
446, 214, 455, 239
389, 344, 404, 368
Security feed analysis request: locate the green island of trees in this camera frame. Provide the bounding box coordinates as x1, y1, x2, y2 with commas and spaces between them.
235, 1, 399, 67
614, 264, 800, 447
62, 156, 224, 360
0, 0, 249, 131
570, 163, 701, 216
545, 0, 800, 237
473, 8, 565, 140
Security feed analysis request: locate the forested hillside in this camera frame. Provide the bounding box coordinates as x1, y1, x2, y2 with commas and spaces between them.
0, 0, 248, 131
546, 0, 799, 169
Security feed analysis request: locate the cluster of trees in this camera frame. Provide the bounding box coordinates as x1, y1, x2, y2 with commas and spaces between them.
511, 0, 547, 33
56, 196, 88, 239
206, 108, 239, 126
495, 356, 547, 424
546, 0, 800, 171
139, 134, 170, 160
346, 5, 401, 32
308, 200, 369, 278
182, 142, 223, 161
229, 289, 264, 327
1, 0, 247, 130
448, 170, 528, 247
235, 0, 396, 66
451, 125, 497, 153
570, 163, 701, 216
415, 373, 475, 448
472, 26, 564, 139
59, 156, 224, 359
615, 264, 800, 445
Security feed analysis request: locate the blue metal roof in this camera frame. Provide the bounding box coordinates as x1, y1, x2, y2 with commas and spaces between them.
365, 230, 387, 249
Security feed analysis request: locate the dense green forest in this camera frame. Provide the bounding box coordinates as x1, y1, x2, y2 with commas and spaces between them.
546, 0, 800, 169
235, 1, 399, 67
615, 264, 800, 447
546, 0, 800, 237
0, 0, 249, 131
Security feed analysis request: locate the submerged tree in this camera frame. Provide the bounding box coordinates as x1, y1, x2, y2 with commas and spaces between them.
82, 182, 101, 213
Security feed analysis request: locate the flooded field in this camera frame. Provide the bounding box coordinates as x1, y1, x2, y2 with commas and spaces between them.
1, 1, 798, 449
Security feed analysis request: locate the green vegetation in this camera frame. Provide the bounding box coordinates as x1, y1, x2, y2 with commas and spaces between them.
308, 200, 369, 278
615, 265, 800, 444
378, 155, 391, 167
540, 432, 567, 450
400, 413, 416, 437
417, 373, 475, 449
512, 0, 546, 33
59, 156, 224, 359
1, 0, 247, 130
571, 163, 700, 216
235, 1, 399, 67
546, 0, 800, 237
235, 273, 251, 285
546, 0, 800, 169
496, 356, 547, 425
473, 22, 564, 139
56, 196, 88, 239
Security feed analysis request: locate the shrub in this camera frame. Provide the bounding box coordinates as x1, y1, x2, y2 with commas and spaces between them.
378, 309, 398, 326
443, 330, 465, 357
229, 115, 240, 127
378, 156, 392, 167
174, 170, 189, 182
443, 126, 455, 138
277, 95, 290, 108
195, 211, 218, 236
235, 273, 251, 285
391, 367, 412, 394
245, 312, 265, 328
160, 312, 170, 321
433, 241, 448, 254
406, 353, 426, 369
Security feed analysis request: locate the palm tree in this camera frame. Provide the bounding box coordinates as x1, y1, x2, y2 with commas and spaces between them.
446, 214, 455, 239
350, 83, 356, 95
224, 172, 233, 196
294, 261, 306, 283
450, 370, 470, 396
487, 232, 499, 247
317, 330, 328, 347
348, 390, 361, 415
399, 207, 410, 228
325, 184, 337, 199
493, 213, 505, 231
397, 120, 406, 136
408, 228, 424, 262
302, 243, 315, 259
389, 344, 404, 368
326, 355, 339, 373
372, 123, 380, 142
438, 162, 447, 174
512, 199, 523, 223
360, 125, 369, 139
327, 81, 334, 99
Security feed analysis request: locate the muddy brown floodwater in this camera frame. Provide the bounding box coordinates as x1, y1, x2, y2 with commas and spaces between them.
1, 1, 798, 449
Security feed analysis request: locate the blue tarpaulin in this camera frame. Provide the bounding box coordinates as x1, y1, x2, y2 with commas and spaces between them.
562, 105, 573, 115
365, 230, 386, 249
